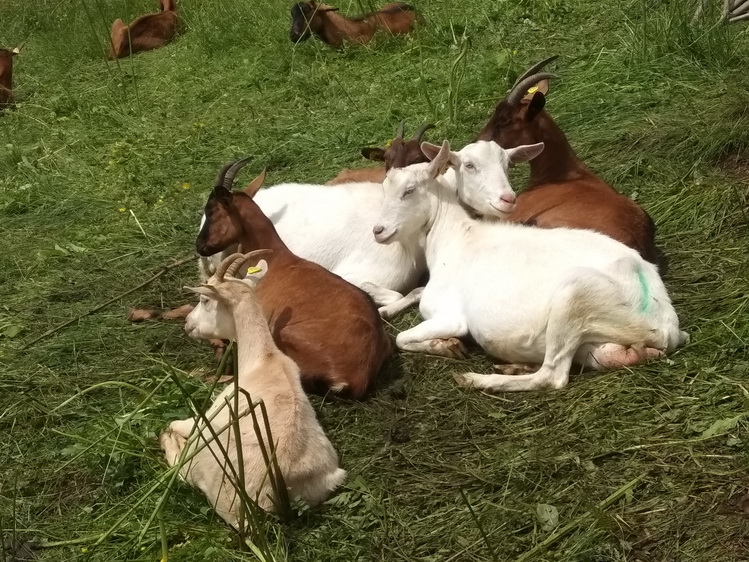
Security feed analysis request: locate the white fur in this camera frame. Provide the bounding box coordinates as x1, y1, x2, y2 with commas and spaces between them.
162, 262, 346, 528
373, 140, 687, 392
198, 181, 426, 309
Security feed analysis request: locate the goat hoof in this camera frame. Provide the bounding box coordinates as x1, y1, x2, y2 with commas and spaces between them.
452, 372, 474, 387
429, 337, 467, 359
492, 363, 537, 375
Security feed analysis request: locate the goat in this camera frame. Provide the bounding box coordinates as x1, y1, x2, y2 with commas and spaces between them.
474, 56, 664, 268
195, 158, 392, 398
290, 1, 418, 48
0, 47, 19, 108
109, 0, 179, 60
198, 164, 427, 311
373, 140, 687, 392
327, 122, 433, 185
162, 252, 346, 528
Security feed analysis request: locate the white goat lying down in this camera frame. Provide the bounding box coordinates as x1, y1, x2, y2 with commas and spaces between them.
198, 170, 426, 309
373, 140, 688, 392
160, 252, 346, 528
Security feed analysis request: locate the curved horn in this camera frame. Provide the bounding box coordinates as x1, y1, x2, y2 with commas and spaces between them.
226, 249, 274, 278
412, 123, 435, 142
395, 121, 405, 140
510, 55, 559, 92
222, 156, 253, 190
506, 72, 557, 107
213, 161, 235, 188
215, 253, 244, 282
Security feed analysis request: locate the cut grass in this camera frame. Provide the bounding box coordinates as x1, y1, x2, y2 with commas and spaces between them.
1, 0, 749, 560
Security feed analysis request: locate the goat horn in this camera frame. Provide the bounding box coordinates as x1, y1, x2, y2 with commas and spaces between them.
509, 55, 559, 92
395, 121, 405, 140
223, 156, 253, 190
227, 249, 274, 279
412, 123, 435, 142
215, 253, 245, 282
213, 161, 235, 188
506, 72, 557, 107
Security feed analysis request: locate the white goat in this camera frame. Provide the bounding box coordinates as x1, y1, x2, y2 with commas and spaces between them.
198, 175, 426, 310
373, 140, 688, 392
161, 252, 346, 528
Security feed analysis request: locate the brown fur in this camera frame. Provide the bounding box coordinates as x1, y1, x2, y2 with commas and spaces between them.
0, 48, 17, 108
109, 0, 179, 60
475, 86, 661, 267
197, 173, 391, 398
290, 1, 417, 48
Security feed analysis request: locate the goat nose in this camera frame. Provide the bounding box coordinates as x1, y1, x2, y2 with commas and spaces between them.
373, 225, 385, 236
500, 193, 517, 205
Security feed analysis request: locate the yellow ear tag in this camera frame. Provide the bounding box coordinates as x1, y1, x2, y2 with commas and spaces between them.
385, 139, 392, 148
246, 266, 262, 274
526, 85, 539, 95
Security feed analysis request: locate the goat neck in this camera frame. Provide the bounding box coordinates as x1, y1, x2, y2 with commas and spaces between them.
230, 193, 293, 265
522, 110, 593, 187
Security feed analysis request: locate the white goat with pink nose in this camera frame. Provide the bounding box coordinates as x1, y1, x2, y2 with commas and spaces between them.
373, 140, 687, 392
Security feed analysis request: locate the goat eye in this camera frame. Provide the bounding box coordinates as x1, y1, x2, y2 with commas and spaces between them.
464, 162, 476, 171
402, 187, 414, 198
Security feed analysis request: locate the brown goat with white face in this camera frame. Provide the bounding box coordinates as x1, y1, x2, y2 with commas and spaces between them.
326, 122, 433, 185
196, 158, 392, 399
474, 57, 663, 269
0, 47, 19, 108
290, 1, 418, 48
109, 0, 179, 60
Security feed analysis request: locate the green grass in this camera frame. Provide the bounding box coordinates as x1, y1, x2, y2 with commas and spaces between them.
1, 0, 749, 559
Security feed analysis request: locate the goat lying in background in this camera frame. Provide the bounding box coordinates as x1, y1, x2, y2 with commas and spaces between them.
161, 252, 346, 528
109, 0, 179, 59
0, 47, 20, 108
373, 140, 687, 392
327, 122, 433, 185
290, 1, 418, 47
475, 56, 664, 268
195, 158, 392, 398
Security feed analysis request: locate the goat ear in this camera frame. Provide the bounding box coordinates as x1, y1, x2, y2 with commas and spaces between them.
243, 259, 269, 284
506, 142, 545, 163
243, 168, 266, 197
422, 140, 451, 179
361, 147, 386, 161
524, 91, 546, 122
184, 285, 217, 298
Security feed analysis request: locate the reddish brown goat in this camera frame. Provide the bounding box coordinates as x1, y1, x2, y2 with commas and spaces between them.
326, 122, 433, 185
109, 0, 179, 60
0, 47, 19, 108
197, 158, 392, 398
475, 57, 662, 268
290, 1, 418, 48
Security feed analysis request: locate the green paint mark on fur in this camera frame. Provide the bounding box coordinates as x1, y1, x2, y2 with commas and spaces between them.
637, 268, 651, 314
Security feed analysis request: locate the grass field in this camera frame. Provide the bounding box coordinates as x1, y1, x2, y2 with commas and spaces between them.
1, 0, 748, 560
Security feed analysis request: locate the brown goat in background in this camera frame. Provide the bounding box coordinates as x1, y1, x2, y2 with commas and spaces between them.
109, 0, 179, 59
475, 57, 663, 269
0, 47, 19, 108
327, 122, 433, 185
290, 1, 418, 48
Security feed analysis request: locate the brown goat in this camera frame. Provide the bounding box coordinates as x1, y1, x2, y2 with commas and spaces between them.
109, 0, 179, 60
290, 1, 418, 48
197, 158, 392, 398
0, 47, 19, 108
474, 57, 663, 268
326, 122, 433, 185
